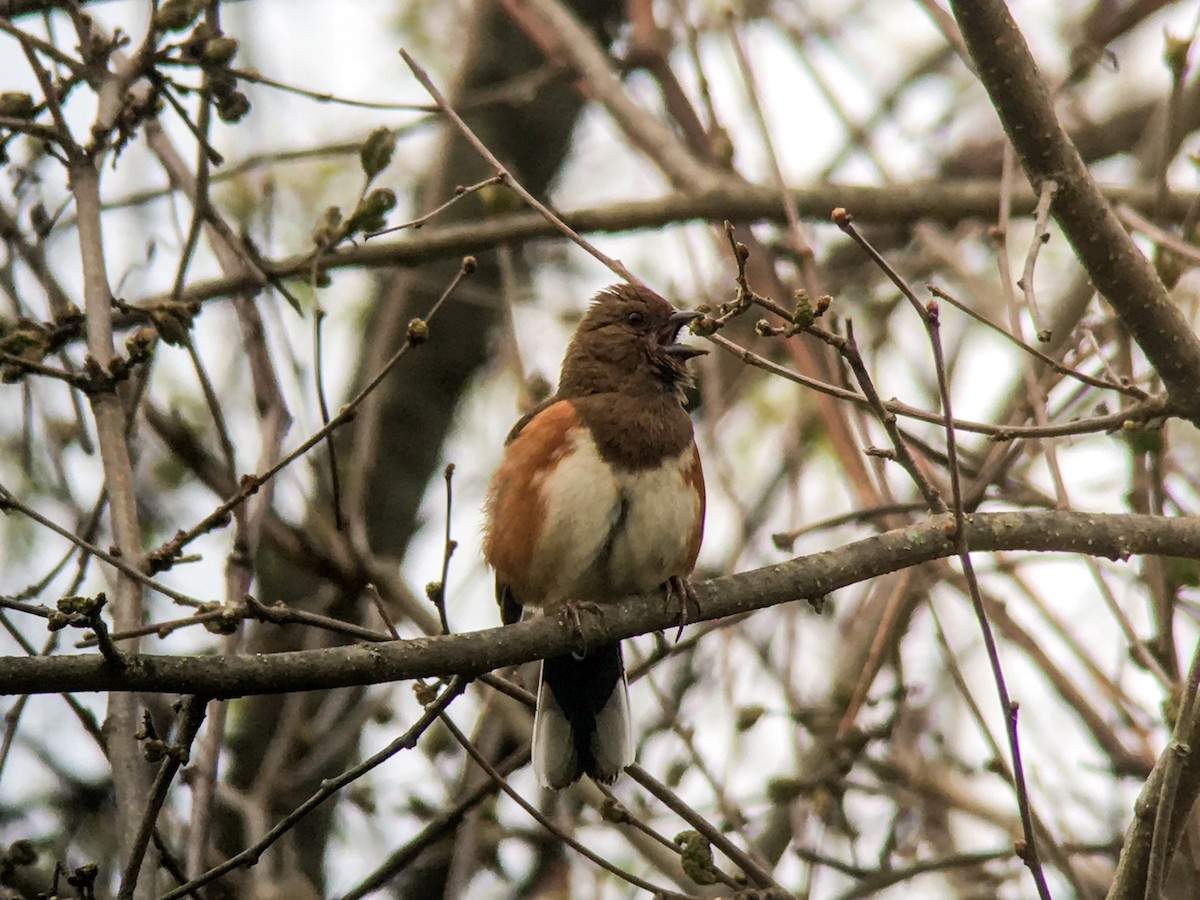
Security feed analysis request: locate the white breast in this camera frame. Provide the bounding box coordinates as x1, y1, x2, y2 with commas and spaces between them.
525, 428, 700, 608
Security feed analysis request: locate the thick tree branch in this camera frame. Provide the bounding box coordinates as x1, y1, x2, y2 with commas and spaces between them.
3, 511, 1197, 697
948, 0, 1200, 420
1109, 642, 1200, 899
138, 179, 1197, 310
72, 155, 154, 896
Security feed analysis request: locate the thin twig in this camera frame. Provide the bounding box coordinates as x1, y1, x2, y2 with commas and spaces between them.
926, 283, 1144, 398
223, 65, 439, 111
431, 463, 456, 634
399, 48, 640, 285
627, 762, 785, 890
182, 336, 238, 481
985, 159, 1073, 511
117, 696, 209, 898
834, 847, 1023, 900
367, 174, 505, 238
709, 332, 1172, 439
594, 782, 743, 889
312, 306, 344, 530
437, 714, 686, 897
0, 483, 206, 607
1117, 203, 1200, 269
0, 351, 88, 387
725, 10, 820, 292
334, 747, 528, 900
928, 596, 1092, 896
159, 677, 470, 900
771, 502, 928, 550
365, 583, 401, 640
836, 320, 946, 512
1016, 178, 1057, 342
144, 258, 476, 568
835, 208, 1053, 899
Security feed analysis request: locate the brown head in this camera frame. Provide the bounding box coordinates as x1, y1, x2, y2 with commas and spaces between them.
557, 284, 706, 400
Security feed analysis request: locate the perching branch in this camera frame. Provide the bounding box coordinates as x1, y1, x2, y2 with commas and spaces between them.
2, 510, 1199, 697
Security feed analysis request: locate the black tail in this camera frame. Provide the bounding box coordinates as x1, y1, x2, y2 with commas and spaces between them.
533, 642, 633, 789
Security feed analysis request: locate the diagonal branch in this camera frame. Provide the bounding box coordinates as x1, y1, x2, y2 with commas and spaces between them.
948, 0, 1200, 421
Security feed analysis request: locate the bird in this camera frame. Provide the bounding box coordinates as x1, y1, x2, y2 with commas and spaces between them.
483, 283, 706, 789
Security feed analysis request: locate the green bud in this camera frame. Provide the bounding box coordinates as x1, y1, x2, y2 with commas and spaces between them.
735, 704, 765, 732
345, 188, 396, 235
413, 679, 437, 705
201, 36, 239, 67
215, 90, 250, 123
150, 305, 194, 347
155, 0, 204, 32
407, 317, 429, 345
766, 776, 806, 804
0, 92, 35, 119
360, 126, 396, 180
673, 831, 718, 886
57, 594, 102, 617
792, 289, 815, 328
311, 206, 344, 247
200, 605, 240, 635
207, 69, 237, 98
598, 798, 631, 823
1121, 421, 1164, 455
477, 182, 521, 215
0, 327, 46, 357
125, 326, 157, 361
1165, 31, 1192, 77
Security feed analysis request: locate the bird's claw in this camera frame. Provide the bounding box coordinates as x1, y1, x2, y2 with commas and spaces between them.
557, 599, 603, 658
665, 575, 699, 642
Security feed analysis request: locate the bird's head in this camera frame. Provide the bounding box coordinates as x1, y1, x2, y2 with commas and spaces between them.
558, 284, 706, 399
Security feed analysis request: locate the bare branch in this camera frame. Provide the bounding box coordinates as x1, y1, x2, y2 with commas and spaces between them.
3, 510, 1199, 697
948, 0, 1200, 421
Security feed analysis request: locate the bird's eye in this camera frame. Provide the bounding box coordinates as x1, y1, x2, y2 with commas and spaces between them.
626, 310, 645, 327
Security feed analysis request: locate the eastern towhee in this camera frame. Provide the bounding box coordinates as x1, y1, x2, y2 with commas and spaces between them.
483, 284, 706, 789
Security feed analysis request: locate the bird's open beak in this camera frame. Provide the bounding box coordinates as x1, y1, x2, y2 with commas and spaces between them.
662, 308, 708, 359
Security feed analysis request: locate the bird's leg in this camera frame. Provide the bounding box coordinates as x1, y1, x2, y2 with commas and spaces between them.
665, 575, 700, 642
556, 599, 604, 659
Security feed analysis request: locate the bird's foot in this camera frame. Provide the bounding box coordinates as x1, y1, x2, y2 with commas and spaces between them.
557, 599, 603, 658
665, 575, 700, 642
